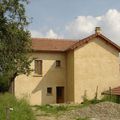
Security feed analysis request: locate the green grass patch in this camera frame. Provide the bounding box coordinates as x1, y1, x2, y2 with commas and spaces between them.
34, 95, 120, 117
0, 93, 36, 120
34, 104, 82, 116
101, 95, 120, 103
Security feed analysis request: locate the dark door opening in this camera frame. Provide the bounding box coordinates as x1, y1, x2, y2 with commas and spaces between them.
56, 87, 64, 103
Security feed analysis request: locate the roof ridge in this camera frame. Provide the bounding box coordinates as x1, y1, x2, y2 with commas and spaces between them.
66, 34, 96, 50
98, 34, 120, 50
32, 37, 78, 42
66, 33, 120, 51
32, 34, 120, 52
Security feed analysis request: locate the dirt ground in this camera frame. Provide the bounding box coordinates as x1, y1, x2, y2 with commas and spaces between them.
36, 102, 120, 120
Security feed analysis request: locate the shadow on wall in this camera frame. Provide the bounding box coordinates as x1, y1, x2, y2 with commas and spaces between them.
31, 60, 64, 104
32, 62, 55, 104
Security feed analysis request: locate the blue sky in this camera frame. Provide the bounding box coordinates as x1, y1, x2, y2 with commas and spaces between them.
26, 0, 120, 44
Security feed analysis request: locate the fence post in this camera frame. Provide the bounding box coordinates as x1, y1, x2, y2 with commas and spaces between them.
109, 87, 112, 101
6, 107, 10, 120
6, 107, 13, 120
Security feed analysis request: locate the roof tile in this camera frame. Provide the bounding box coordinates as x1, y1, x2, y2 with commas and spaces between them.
102, 86, 120, 96
32, 34, 120, 52
32, 38, 77, 52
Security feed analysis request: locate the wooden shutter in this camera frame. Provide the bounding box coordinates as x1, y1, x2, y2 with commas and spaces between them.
35, 60, 42, 75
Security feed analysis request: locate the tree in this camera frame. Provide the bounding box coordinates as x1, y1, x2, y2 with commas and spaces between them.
0, 0, 32, 93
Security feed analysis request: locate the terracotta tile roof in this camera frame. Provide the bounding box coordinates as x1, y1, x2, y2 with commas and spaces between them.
32, 38, 78, 52
67, 33, 120, 51
102, 86, 120, 96
32, 33, 120, 52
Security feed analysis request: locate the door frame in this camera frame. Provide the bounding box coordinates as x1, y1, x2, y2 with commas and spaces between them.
56, 86, 64, 103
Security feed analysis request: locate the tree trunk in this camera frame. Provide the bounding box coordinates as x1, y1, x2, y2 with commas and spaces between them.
8, 73, 17, 95
8, 80, 15, 95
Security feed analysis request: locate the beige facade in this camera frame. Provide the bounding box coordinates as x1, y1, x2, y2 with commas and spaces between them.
74, 38, 120, 103
15, 32, 120, 105
15, 52, 67, 105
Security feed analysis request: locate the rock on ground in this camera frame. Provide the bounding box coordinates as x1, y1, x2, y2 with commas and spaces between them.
37, 102, 120, 120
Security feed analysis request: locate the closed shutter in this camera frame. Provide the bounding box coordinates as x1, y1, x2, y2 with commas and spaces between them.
35, 60, 42, 75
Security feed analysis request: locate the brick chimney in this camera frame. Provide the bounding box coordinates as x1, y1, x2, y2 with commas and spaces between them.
95, 27, 101, 34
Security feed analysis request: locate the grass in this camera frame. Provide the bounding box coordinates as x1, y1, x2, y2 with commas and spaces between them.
34, 95, 120, 118
33, 104, 82, 116
0, 93, 36, 120
102, 95, 120, 103
33, 99, 101, 116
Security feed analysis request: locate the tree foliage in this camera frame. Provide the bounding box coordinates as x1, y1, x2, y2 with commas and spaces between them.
0, 0, 32, 92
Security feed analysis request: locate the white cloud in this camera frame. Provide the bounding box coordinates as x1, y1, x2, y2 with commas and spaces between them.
30, 30, 43, 38
66, 9, 120, 44
46, 29, 58, 38
30, 9, 120, 45
30, 29, 59, 38
66, 16, 98, 37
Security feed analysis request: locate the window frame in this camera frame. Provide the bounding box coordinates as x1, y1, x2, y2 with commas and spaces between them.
56, 60, 61, 67
34, 59, 42, 75
47, 87, 52, 95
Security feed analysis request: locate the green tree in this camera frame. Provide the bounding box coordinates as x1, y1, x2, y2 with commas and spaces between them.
0, 0, 32, 93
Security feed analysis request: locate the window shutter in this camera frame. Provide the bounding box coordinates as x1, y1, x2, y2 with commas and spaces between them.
35, 60, 42, 75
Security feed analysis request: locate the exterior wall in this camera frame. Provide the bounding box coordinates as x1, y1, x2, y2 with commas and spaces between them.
74, 38, 120, 103
15, 52, 66, 105
15, 37, 120, 105
66, 51, 74, 102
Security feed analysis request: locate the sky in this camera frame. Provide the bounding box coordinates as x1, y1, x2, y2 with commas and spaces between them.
26, 0, 120, 45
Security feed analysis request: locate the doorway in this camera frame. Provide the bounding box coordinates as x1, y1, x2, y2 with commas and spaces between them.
56, 87, 64, 103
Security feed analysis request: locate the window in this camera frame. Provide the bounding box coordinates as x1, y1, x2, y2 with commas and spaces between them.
47, 87, 52, 95
35, 60, 42, 75
56, 60, 61, 67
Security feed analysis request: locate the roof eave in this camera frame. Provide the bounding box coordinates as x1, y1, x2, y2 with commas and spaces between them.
32, 49, 66, 53
66, 33, 120, 52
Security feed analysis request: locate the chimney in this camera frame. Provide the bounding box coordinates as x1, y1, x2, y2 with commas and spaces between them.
95, 27, 101, 34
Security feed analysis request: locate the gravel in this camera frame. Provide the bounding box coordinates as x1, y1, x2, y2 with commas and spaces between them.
37, 102, 120, 120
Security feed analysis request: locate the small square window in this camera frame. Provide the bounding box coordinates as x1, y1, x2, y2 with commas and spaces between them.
47, 87, 52, 95
56, 60, 61, 67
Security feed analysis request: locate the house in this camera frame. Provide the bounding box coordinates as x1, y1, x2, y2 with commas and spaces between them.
15, 27, 120, 105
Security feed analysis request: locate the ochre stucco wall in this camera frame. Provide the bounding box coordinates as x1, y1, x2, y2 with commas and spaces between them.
15, 37, 120, 105
74, 38, 120, 103
15, 52, 67, 105
66, 51, 74, 103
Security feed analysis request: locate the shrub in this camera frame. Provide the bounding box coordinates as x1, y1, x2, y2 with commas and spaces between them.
102, 95, 120, 103
0, 93, 36, 120
82, 90, 91, 106
89, 98, 101, 104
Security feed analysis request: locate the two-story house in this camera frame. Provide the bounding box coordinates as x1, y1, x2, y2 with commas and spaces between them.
15, 27, 120, 105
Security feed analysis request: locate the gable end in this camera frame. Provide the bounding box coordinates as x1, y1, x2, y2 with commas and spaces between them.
67, 34, 120, 52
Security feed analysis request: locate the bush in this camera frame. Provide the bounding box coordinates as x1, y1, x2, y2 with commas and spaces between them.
0, 75, 9, 92
102, 95, 120, 103
89, 98, 101, 104
0, 93, 36, 120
